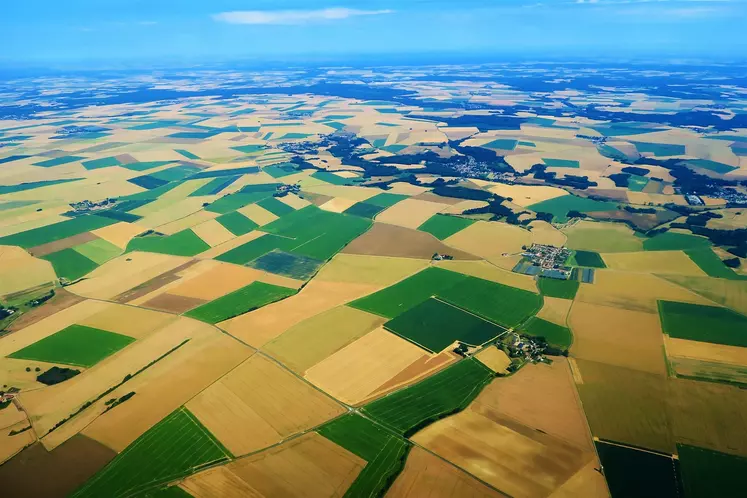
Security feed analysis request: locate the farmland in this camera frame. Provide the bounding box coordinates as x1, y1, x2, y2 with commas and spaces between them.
185, 281, 296, 324
362, 358, 494, 436
1, 62, 746, 497
318, 414, 411, 498
384, 298, 506, 352
70, 407, 231, 498
658, 300, 747, 347
8, 324, 135, 367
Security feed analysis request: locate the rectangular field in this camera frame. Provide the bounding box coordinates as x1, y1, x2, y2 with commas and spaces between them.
362, 358, 494, 436
658, 300, 747, 348
521, 317, 573, 349
0, 215, 117, 249
42, 248, 99, 281
595, 441, 682, 498
678, 443, 747, 498
538, 277, 580, 299
384, 298, 506, 352
8, 324, 135, 368
126, 229, 210, 257
318, 414, 411, 498
70, 407, 231, 498
417, 214, 475, 240
573, 250, 606, 269
185, 281, 296, 324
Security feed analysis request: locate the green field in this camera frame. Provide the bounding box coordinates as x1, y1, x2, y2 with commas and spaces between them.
528, 196, 618, 223
215, 211, 258, 236
256, 196, 295, 216
631, 142, 686, 157
204, 191, 274, 214
572, 250, 606, 268
262, 163, 298, 178
350, 267, 468, 319
564, 223, 644, 253
542, 158, 580, 168
521, 317, 573, 349
73, 238, 123, 265
318, 414, 411, 498
0, 178, 82, 195
365, 193, 409, 207
658, 300, 747, 348
0, 215, 117, 248
362, 358, 494, 436
417, 214, 475, 240
311, 171, 354, 186
8, 324, 135, 367
596, 441, 682, 498
248, 250, 322, 280
483, 138, 518, 150
683, 159, 737, 174
437, 275, 542, 328
643, 232, 711, 251
678, 444, 747, 498
685, 248, 745, 280
385, 298, 506, 352
344, 193, 407, 219
70, 408, 231, 498
127, 229, 210, 257
185, 281, 296, 324
81, 156, 122, 170
42, 248, 99, 281
215, 234, 293, 265
538, 277, 579, 299
188, 176, 239, 197
627, 175, 650, 192
33, 155, 85, 167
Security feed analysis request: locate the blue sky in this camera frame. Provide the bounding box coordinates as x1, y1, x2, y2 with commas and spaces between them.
2, 0, 746, 64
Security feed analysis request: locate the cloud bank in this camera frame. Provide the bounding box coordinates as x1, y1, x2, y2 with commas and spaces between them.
213, 8, 394, 25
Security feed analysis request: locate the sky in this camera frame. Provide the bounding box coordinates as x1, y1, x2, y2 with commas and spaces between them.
2, 0, 746, 65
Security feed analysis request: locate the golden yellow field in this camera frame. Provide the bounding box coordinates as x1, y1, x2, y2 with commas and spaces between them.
484, 182, 569, 207
569, 301, 667, 376
387, 447, 506, 498
536, 297, 572, 326
529, 220, 567, 246
180, 433, 364, 498
314, 253, 428, 287
90, 222, 145, 249
219, 280, 380, 348
319, 197, 358, 213
191, 219, 235, 247
0, 245, 56, 298
444, 221, 531, 261
660, 274, 747, 316
602, 250, 707, 276
262, 305, 386, 374
304, 328, 426, 405
187, 354, 344, 456
375, 198, 445, 229
237, 203, 278, 226
474, 346, 511, 373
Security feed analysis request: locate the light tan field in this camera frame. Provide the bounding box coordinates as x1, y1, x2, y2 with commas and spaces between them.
90, 222, 145, 249
475, 346, 511, 373
76, 302, 178, 339
660, 274, 747, 316
569, 301, 667, 376
441, 199, 489, 215
156, 210, 218, 236
342, 223, 478, 261
187, 354, 343, 456
0, 245, 56, 298
137, 197, 213, 229
315, 254, 428, 287
79, 321, 251, 452
485, 182, 569, 207
477, 361, 593, 451
237, 203, 278, 226
529, 221, 567, 246
67, 251, 191, 300
412, 404, 593, 498
278, 193, 311, 210
548, 460, 608, 498
385, 182, 430, 195
536, 297, 572, 326
0, 357, 75, 392
195, 230, 265, 260
387, 447, 507, 498
602, 250, 706, 276
191, 219, 235, 247
434, 259, 538, 293
305, 184, 381, 202
304, 328, 427, 405
0, 299, 109, 358
220, 280, 380, 348
445, 221, 531, 262
262, 305, 386, 374
376, 199, 445, 229
0, 419, 36, 465
319, 197, 358, 213
0, 401, 29, 431
665, 335, 747, 366
180, 433, 364, 498
575, 270, 713, 313
669, 377, 747, 455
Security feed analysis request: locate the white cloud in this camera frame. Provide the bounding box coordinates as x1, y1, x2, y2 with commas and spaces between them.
213, 7, 394, 25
